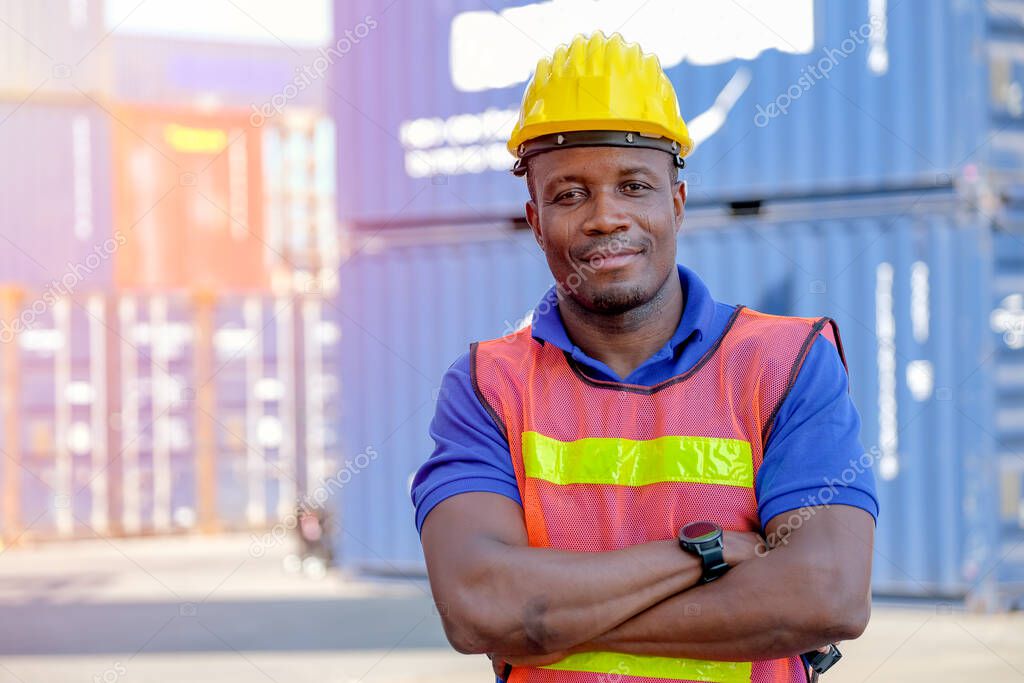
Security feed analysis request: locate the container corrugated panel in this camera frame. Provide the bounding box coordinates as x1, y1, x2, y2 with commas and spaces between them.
0, 0, 111, 98
679, 193, 1002, 599
211, 295, 299, 528
332, 191, 1022, 604
0, 103, 114, 289
0, 291, 329, 541
263, 116, 340, 293
332, 0, 993, 226
991, 222, 1024, 594
115, 292, 297, 534
334, 230, 552, 570
8, 294, 116, 539
125, 294, 199, 534
985, 2, 1024, 175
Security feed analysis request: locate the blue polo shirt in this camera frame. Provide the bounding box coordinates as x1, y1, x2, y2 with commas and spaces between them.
412, 264, 879, 535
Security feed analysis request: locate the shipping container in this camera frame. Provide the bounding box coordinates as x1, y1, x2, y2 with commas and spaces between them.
7, 294, 114, 539
103, 0, 330, 109
330, 0, 1015, 226
0, 103, 114, 290
331, 187, 1024, 608
262, 115, 340, 295
111, 106, 271, 292
109, 106, 340, 294
0, 290, 339, 541
0, 103, 336, 295
0, 0, 112, 99
110, 38, 329, 112
213, 295, 297, 528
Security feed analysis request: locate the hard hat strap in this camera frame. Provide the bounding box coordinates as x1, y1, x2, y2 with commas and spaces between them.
511, 130, 686, 176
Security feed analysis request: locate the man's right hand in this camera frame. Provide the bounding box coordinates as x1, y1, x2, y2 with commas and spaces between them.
723, 530, 768, 566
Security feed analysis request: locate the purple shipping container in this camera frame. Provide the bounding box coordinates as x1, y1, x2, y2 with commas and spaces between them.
111, 37, 329, 112
104, 0, 331, 110
0, 290, 339, 540
330, 0, 1017, 227
0, 103, 114, 290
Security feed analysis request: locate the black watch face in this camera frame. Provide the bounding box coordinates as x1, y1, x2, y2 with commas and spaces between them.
681, 521, 720, 543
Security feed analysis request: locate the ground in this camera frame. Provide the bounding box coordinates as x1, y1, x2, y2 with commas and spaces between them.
0, 533, 1020, 682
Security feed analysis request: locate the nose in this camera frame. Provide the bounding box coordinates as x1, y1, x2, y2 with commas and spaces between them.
580, 187, 630, 236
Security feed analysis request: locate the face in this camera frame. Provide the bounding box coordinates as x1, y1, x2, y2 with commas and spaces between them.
525, 146, 686, 315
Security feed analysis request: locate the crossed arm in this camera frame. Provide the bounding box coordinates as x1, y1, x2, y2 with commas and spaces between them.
420, 492, 873, 666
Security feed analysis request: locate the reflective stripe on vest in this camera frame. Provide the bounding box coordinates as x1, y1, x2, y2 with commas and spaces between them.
523, 432, 754, 488
472, 306, 846, 683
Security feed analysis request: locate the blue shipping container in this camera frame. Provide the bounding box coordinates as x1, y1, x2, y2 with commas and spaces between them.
331, 0, 1016, 226
332, 189, 1024, 608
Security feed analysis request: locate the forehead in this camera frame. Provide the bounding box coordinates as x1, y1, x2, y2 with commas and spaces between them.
529, 145, 670, 185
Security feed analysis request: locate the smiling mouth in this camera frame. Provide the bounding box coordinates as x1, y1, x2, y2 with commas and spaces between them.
587, 249, 644, 270
579, 242, 644, 261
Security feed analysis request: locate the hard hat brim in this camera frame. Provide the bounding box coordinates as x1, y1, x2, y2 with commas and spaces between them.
510, 129, 686, 177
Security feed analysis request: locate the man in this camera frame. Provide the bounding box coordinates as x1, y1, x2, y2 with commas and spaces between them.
411, 32, 877, 683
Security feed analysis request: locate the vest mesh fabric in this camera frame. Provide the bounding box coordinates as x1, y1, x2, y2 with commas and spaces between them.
473, 306, 844, 683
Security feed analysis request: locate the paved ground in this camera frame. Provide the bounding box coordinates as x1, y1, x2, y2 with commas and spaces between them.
0, 533, 1021, 682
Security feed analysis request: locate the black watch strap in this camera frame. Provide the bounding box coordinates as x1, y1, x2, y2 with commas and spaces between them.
699, 544, 729, 584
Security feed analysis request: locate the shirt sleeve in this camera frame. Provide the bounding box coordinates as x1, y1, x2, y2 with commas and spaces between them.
411, 351, 522, 535
755, 334, 880, 529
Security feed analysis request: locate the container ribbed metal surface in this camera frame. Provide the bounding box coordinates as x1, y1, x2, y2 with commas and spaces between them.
331, 189, 1024, 607
330, 0, 1012, 226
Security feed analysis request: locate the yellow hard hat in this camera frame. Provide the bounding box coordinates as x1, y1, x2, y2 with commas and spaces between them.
508, 32, 692, 176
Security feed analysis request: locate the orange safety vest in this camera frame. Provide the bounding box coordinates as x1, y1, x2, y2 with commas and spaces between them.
472, 305, 846, 683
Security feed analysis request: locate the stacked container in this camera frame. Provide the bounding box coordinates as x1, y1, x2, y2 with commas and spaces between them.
329, 0, 1024, 608
0, 1, 340, 541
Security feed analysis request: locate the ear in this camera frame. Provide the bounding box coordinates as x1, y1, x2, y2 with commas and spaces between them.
672, 180, 687, 235
525, 200, 545, 251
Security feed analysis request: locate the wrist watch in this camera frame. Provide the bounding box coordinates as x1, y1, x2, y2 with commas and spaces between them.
677, 521, 730, 584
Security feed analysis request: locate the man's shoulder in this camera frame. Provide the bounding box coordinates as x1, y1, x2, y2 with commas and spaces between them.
472, 325, 538, 356
721, 305, 841, 368
735, 305, 830, 328
729, 305, 838, 345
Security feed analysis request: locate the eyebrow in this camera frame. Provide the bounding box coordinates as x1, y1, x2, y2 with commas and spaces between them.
547, 174, 584, 186
546, 167, 657, 186
618, 167, 658, 177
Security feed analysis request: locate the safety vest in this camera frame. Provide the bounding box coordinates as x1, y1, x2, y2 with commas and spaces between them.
472, 305, 846, 683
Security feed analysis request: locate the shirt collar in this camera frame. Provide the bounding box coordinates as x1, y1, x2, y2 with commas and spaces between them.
530, 264, 716, 356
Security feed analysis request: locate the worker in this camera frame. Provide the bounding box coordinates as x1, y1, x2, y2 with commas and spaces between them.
412, 32, 877, 683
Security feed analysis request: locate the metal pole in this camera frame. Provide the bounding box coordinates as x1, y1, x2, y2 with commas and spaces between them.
1, 287, 23, 544
149, 296, 170, 532
193, 290, 218, 533
244, 296, 266, 527
87, 294, 109, 532
53, 297, 72, 537
119, 296, 141, 534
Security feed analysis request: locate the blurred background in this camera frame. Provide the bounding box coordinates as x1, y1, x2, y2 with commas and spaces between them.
1, 1, 1023, 681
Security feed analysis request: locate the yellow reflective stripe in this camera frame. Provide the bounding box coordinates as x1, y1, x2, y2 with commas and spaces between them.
522, 432, 753, 488
542, 651, 752, 682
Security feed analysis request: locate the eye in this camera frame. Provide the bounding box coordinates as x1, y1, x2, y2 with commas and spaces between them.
622, 182, 651, 193
553, 189, 586, 203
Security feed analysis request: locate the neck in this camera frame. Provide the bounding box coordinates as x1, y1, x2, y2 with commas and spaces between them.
557, 271, 684, 380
